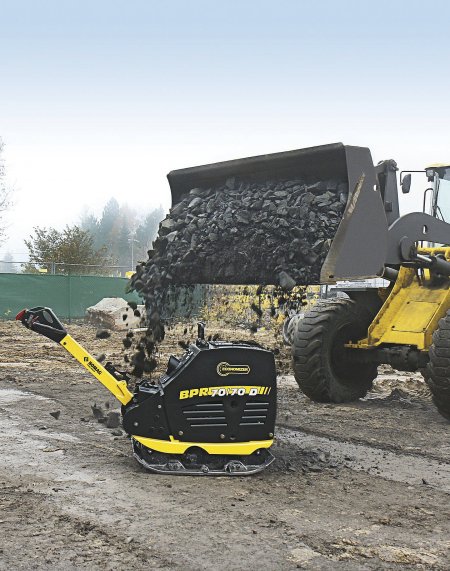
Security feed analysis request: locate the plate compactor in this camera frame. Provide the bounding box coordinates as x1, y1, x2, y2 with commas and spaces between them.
16, 307, 276, 476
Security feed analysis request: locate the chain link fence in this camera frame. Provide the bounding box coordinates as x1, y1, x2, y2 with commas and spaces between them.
0, 258, 140, 320
0, 259, 133, 277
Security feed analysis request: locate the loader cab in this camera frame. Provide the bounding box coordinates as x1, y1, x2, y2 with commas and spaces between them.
427, 164, 450, 223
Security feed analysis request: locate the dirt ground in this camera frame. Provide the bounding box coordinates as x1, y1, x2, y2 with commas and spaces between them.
0, 319, 449, 570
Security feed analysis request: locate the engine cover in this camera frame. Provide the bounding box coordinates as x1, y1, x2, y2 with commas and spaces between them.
122, 341, 277, 444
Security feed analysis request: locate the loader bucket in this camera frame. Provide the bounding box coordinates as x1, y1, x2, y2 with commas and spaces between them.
167, 143, 388, 284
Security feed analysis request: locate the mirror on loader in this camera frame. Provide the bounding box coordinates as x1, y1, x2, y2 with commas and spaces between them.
431, 166, 450, 223
401, 173, 411, 193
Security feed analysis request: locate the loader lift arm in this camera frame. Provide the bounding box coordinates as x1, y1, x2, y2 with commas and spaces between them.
16, 307, 133, 406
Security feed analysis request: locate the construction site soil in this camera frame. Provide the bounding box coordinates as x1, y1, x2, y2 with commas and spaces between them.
0, 320, 449, 570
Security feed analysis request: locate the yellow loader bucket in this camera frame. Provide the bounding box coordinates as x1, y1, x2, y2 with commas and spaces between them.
167, 143, 388, 285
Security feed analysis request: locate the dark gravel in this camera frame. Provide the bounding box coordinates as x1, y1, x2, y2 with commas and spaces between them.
133, 175, 347, 293
128, 174, 347, 376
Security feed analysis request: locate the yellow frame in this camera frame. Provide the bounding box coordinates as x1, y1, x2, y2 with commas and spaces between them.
349, 247, 450, 351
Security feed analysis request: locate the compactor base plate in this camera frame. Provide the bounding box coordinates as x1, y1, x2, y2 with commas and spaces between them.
132, 439, 275, 476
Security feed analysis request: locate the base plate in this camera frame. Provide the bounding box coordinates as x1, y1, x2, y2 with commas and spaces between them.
132, 439, 275, 476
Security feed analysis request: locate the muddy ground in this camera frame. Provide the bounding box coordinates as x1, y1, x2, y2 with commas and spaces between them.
0, 319, 449, 570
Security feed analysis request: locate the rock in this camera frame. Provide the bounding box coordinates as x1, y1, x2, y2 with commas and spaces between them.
86, 298, 144, 330
128, 171, 346, 383
91, 404, 105, 420
160, 218, 176, 233
95, 329, 111, 339
279, 271, 296, 290
188, 197, 203, 208
49, 410, 61, 420
111, 429, 123, 436
106, 411, 121, 429
308, 465, 323, 473
166, 231, 178, 243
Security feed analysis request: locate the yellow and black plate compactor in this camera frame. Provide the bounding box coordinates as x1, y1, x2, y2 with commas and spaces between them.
16, 307, 276, 476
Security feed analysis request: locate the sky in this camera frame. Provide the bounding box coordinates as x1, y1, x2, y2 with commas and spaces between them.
1, 0, 450, 260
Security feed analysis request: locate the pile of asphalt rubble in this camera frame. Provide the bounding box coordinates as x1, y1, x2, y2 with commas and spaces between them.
127, 175, 347, 377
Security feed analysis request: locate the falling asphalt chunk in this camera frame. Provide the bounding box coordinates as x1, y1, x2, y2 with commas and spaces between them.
106, 411, 121, 429
125, 173, 347, 380
91, 404, 105, 420
95, 329, 111, 339
279, 271, 296, 290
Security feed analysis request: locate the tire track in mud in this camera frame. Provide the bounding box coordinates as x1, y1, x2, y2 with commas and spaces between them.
277, 420, 450, 464
275, 425, 450, 493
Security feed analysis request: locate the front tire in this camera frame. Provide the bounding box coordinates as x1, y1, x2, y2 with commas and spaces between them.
425, 310, 450, 421
292, 299, 377, 403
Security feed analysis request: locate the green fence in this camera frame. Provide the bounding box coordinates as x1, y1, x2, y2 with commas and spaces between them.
0, 274, 141, 320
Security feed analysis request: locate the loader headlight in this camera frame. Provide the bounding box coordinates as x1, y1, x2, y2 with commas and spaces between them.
426, 168, 435, 181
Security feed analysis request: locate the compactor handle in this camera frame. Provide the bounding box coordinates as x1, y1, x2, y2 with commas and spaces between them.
16, 306, 133, 405
16, 307, 67, 343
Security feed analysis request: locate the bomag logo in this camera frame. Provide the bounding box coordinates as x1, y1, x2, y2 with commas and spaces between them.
217, 361, 251, 376
83, 356, 102, 376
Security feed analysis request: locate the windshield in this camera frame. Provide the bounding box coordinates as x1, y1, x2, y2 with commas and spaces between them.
436, 169, 450, 222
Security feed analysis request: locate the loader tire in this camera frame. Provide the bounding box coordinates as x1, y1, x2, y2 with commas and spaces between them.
425, 310, 450, 421
292, 299, 377, 403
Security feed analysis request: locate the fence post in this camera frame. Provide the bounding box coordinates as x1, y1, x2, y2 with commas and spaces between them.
68, 274, 72, 323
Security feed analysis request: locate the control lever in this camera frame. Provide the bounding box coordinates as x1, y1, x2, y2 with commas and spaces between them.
197, 321, 205, 340
196, 321, 208, 347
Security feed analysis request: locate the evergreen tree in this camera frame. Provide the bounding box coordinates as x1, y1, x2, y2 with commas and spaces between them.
135, 206, 165, 261
80, 209, 101, 249
78, 199, 165, 270
98, 197, 120, 256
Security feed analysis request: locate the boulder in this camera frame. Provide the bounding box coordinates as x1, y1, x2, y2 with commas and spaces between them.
85, 298, 144, 330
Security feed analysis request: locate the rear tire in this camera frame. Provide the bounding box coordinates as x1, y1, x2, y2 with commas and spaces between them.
292, 299, 377, 403
425, 310, 450, 421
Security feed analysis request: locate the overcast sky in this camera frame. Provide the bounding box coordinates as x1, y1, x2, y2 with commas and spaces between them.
1, 0, 450, 259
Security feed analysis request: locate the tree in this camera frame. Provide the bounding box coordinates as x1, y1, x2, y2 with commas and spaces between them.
135, 206, 164, 262
24, 225, 112, 275
97, 197, 121, 253
80, 208, 100, 248
80, 199, 164, 270
0, 138, 12, 245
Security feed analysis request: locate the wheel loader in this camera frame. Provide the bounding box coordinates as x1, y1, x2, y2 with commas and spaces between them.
16, 142, 450, 477
166, 143, 450, 420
